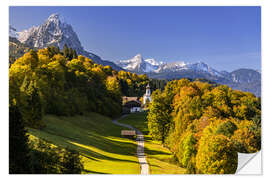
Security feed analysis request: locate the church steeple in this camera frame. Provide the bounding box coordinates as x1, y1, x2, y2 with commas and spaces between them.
143, 83, 152, 104
146, 84, 151, 96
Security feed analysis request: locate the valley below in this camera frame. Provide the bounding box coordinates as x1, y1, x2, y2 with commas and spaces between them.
28, 112, 185, 174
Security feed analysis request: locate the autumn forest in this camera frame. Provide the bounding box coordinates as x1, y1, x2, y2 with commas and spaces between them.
9, 46, 261, 174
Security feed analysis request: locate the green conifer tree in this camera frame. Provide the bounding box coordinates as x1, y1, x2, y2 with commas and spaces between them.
9, 104, 32, 174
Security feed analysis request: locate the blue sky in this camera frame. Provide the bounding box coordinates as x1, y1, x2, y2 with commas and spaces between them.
9, 6, 261, 71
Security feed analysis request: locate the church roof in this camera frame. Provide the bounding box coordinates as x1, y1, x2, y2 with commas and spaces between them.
122, 96, 138, 102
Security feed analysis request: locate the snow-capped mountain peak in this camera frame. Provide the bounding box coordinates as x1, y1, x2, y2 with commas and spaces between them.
144, 58, 164, 66
47, 13, 60, 22
132, 54, 143, 63
116, 54, 163, 73
116, 54, 223, 77
134, 53, 142, 58
117, 54, 144, 71
13, 13, 123, 71
17, 13, 84, 54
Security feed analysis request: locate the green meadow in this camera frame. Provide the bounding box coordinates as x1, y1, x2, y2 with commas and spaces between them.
118, 112, 186, 174
28, 113, 140, 174
28, 111, 185, 174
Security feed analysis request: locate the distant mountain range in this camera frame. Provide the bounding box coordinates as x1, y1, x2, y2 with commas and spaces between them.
116, 54, 222, 76
116, 54, 261, 96
9, 13, 261, 97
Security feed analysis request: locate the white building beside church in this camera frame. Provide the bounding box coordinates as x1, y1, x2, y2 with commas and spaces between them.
143, 84, 152, 104
130, 106, 142, 113
122, 97, 142, 113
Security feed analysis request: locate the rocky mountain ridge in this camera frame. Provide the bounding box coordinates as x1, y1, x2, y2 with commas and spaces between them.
14, 14, 122, 71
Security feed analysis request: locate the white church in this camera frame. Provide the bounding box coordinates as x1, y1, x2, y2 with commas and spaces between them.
143, 84, 152, 104
122, 84, 152, 113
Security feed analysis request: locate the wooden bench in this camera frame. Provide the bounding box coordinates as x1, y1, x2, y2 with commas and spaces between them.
121, 130, 136, 139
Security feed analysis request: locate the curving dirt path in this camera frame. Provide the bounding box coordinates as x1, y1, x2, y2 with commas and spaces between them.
112, 115, 149, 175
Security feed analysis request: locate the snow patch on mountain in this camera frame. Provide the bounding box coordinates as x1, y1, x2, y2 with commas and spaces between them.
145, 58, 164, 66
117, 54, 162, 73
117, 54, 223, 77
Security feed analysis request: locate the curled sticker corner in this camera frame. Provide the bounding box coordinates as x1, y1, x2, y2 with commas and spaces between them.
236, 151, 262, 174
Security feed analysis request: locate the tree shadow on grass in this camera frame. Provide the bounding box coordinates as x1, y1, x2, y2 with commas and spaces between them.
32, 128, 139, 164
143, 136, 155, 142
42, 126, 138, 156
83, 169, 110, 174
62, 138, 139, 164
44, 117, 170, 161
86, 133, 137, 156
144, 147, 171, 156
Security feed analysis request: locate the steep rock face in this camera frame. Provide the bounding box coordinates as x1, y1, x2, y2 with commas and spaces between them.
16, 13, 122, 71
18, 14, 84, 53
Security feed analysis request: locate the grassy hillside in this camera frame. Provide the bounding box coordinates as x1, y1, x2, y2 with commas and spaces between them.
28, 113, 140, 174
118, 112, 186, 174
